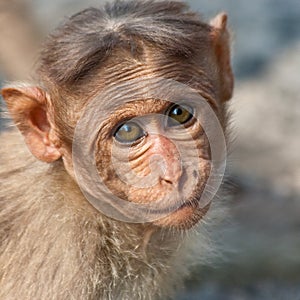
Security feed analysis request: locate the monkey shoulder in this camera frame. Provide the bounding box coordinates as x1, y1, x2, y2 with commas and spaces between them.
0, 129, 59, 202
0, 129, 36, 170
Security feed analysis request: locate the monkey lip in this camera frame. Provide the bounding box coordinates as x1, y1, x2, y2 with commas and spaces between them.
151, 177, 210, 228
135, 179, 208, 222
139, 194, 202, 216
178, 198, 200, 209
152, 194, 210, 229
153, 200, 209, 229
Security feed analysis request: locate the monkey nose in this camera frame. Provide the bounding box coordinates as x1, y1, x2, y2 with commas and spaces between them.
148, 135, 182, 186
156, 156, 182, 186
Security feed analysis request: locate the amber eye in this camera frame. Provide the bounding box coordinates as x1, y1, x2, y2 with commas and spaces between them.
167, 104, 193, 127
114, 121, 145, 143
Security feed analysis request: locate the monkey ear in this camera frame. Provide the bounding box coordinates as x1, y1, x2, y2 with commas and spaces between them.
1, 86, 62, 162
210, 13, 234, 102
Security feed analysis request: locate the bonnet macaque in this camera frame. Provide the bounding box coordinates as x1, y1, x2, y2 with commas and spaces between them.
0, 1, 233, 299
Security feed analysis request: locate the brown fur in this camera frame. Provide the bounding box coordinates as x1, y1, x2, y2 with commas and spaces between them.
0, 1, 233, 299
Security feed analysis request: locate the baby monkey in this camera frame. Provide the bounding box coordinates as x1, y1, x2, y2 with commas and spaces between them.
0, 1, 233, 299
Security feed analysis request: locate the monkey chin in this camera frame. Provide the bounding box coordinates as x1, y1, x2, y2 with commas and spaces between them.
153, 203, 210, 230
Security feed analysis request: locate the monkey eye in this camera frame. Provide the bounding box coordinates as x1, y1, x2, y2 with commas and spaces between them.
166, 104, 194, 127
114, 121, 145, 144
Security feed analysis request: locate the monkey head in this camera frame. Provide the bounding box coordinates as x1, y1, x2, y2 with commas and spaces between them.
1, 2, 233, 229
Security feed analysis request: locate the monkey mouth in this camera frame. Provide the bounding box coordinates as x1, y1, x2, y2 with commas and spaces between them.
152, 169, 213, 228
135, 182, 205, 216
151, 185, 210, 229
178, 198, 200, 210
124, 174, 210, 227
153, 198, 210, 229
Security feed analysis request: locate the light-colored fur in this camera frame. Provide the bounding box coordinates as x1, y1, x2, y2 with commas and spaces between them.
0, 128, 222, 300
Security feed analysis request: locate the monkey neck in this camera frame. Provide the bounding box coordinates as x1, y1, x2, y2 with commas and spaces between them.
0, 137, 199, 299
49, 161, 190, 279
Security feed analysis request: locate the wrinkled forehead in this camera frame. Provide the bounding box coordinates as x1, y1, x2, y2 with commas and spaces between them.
103, 44, 216, 87
86, 45, 219, 113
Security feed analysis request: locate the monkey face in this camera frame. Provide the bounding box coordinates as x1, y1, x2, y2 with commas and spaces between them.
72, 78, 227, 229
98, 100, 211, 228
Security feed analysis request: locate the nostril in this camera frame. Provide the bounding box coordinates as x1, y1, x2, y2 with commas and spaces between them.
178, 169, 187, 192
193, 170, 197, 179
159, 176, 174, 185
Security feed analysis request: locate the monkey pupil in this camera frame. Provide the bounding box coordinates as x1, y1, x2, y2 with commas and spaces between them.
168, 104, 193, 126
114, 122, 145, 143
173, 107, 183, 116
122, 124, 132, 132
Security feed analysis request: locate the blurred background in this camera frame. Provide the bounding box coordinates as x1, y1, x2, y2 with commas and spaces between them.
0, 0, 300, 299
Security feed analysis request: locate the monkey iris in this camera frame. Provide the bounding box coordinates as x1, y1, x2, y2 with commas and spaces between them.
114, 122, 145, 143
167, 104, 194, 127
114, 104, 194, 143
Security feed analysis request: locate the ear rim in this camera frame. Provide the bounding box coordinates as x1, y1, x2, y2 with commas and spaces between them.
210, 12, 234, 102
1, 85, 62, 163
210, 12, 228, 32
